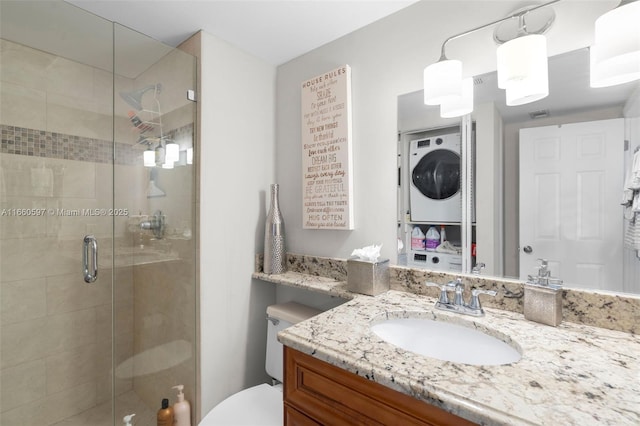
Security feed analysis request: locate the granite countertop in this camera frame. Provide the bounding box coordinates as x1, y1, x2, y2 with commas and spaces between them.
278, 290, 640, 425
252, 270, 355, 299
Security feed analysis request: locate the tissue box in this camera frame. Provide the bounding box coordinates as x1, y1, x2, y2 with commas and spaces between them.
347, 258, 390, 296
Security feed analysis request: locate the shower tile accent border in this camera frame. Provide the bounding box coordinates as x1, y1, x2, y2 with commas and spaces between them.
0, 124, 193, 166
256, 253, 640, 335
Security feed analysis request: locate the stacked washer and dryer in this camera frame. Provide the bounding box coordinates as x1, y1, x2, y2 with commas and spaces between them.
406, 131, 465, 271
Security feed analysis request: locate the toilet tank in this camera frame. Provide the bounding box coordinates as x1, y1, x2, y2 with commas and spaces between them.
265, 302, 322, 382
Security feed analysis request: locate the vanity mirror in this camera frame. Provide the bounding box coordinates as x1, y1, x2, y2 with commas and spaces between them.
398, 47, 640, 295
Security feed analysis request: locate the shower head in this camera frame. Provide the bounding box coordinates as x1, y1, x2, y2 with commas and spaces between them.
119, 83, 161, 111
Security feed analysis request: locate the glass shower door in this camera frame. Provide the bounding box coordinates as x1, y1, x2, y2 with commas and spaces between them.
1, 2, 197, 425
112, 24, 197, 424
0, 2, 116, 425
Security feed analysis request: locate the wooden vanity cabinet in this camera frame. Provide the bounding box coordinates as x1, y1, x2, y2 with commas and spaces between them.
284, 347, 476, 426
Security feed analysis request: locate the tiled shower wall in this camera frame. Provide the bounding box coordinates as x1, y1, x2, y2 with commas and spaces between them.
0, 37, 137, 425
1, 38, 196, 424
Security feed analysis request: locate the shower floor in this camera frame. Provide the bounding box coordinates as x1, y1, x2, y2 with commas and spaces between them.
50, 390, 155, 426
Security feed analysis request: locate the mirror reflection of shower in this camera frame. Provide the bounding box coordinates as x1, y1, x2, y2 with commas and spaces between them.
147, 168, 166, 198
120, 83, 162, 111
121, 83, 193, 169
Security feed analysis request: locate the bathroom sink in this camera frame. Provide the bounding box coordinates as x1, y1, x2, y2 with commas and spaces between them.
370, 318, 521, 366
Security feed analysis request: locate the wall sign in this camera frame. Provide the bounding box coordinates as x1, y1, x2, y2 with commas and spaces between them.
301, 64, 354, 230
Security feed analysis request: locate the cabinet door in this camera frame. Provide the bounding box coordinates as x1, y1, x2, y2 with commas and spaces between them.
284, 404, 322, 426
284, 347, 476, 426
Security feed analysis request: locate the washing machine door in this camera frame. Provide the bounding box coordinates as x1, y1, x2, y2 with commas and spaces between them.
411, 149, 460, 200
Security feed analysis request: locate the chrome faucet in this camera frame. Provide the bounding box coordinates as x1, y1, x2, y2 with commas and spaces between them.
425, 277, 496, 317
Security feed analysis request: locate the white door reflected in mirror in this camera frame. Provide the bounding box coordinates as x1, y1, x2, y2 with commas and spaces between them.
519, 119, 624, 290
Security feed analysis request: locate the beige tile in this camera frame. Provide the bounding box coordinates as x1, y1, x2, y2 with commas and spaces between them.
45, 57, 94, 100
0, 359, 46, 412
0, 198, 48, 240
2, 308, 97, 369
0, 80, 46, 129
92, 68, 114, 113
111, 331, 134, 399
45, 308, 97, 356
94, 163, 114, 206
0, 155, 57, 199
45, 343, 99, 394
0, 381, 96, 426
0, 237, 76, 282
94, 340, 117, 405
114, 266, 134, 303
1, 277, 47, 325
47, 158, 97, 199
0, 39, 53, 91
0, 316, 49, 369
94, 304, 114, 344
50, 398, 112, 426
46, 273, 111, 315
46, 200, 112, 240
46, 97, 112, 141
115, 303, 134, 342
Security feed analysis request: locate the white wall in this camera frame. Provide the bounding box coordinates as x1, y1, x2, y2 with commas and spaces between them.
185, 31, 277, 420
474, 102, 504, 277
275, 0, 602, 262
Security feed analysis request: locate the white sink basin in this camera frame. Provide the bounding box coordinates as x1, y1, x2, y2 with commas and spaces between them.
370, 317, 521, 366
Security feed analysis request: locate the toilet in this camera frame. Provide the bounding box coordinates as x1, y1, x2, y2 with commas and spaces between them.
199, 302, 322, 425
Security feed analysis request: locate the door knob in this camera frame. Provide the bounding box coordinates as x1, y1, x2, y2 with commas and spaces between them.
523, 245, 533, 254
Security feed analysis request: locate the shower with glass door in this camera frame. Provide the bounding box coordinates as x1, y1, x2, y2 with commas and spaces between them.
0, 1, 197, 424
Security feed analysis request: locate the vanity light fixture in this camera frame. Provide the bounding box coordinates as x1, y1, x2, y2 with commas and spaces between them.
423, 58, 463, 105
590, 0, 640, 88
423, 0, 559, 117
497, 34, 549, 105
494, 6, 554, 106
440, 77, 474, 118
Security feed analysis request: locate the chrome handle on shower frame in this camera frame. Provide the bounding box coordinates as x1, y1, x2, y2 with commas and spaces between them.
83, 235, 98, 283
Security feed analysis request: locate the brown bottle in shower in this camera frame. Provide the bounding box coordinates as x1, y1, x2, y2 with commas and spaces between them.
157, 398, 174, 426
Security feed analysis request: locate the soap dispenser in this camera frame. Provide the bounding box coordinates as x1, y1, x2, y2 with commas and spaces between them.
157, 398, 174, 426
524, 259, 563, 326
123, 413, 135, 426
172, 385, 191, 426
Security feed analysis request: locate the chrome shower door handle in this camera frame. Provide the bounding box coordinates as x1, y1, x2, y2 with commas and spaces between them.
83, 235, 98, 283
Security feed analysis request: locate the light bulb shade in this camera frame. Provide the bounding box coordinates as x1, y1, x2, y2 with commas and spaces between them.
497, 34, 548, 90
505, 72, 549, 106
440, 78, 474, 118
165, 142, 179, 162
424, 59, 463, 105
143, 150, 156, 167
591, 45, 640, 87
590, 2, 640, 88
